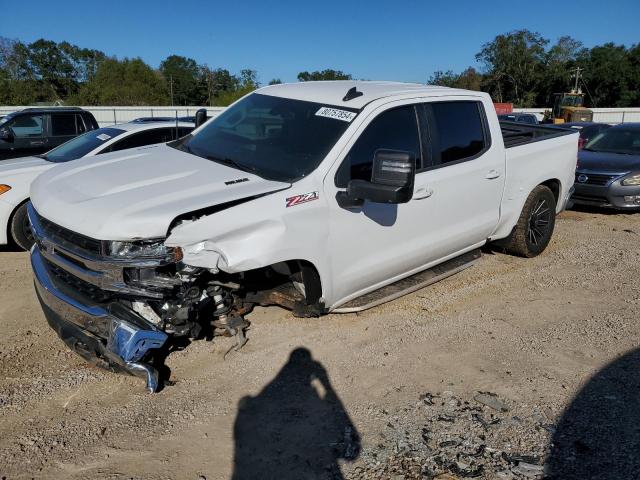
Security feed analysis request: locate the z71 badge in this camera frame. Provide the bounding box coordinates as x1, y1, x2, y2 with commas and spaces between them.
286, 191, 319, 207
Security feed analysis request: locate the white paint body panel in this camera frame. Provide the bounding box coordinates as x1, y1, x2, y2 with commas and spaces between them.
29, 82, 578, 309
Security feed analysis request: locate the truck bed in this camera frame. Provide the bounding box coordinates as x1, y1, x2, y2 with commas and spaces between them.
500, 121, 577, 148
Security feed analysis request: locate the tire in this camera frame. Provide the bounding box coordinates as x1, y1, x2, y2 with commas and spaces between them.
499, 185, 556, 258
10, 202, 35, 251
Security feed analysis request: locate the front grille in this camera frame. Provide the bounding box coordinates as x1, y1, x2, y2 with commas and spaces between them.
575, 172, 620, 186
44, 258, 112, 303
571, 194, 609, 204
34, 211, 102, 255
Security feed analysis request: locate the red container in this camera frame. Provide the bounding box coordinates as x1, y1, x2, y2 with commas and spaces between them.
493, 103, 513, 115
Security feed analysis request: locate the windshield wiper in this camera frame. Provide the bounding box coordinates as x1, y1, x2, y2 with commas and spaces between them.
205, 155, 265, 177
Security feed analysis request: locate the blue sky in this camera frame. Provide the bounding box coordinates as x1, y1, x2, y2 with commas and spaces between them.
1, 0, 638, 84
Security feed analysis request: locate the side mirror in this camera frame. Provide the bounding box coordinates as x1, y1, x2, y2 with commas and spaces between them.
338, 149, 416, 207
194, 108, 208, 128
0, 128, 13, 142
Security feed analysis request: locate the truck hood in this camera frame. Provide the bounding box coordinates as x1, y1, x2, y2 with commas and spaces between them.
578, 150, 640, 172
30, 144, 291, 240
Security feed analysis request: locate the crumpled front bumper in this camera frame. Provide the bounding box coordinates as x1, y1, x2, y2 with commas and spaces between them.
31, 247, 168, 392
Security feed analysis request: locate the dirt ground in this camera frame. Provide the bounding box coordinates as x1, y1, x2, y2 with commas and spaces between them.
1, 207, 640, 480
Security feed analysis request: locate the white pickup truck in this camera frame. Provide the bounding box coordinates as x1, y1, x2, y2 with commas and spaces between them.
29, 82, 577, 391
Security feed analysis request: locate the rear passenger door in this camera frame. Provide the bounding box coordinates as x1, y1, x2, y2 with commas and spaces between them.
49, 113, 85, 148
414, 99, 504, 256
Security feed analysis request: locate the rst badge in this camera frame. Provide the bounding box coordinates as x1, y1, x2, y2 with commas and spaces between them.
286, 191, 319, 207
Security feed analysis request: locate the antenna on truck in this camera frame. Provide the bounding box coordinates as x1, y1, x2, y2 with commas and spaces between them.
343, 86, 363, 102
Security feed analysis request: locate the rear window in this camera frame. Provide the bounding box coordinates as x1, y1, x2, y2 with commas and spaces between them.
44, 128, 125, 162
428, 102, 487, 165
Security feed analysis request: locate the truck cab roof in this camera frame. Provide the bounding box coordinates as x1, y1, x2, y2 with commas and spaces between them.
258, 81, 482, 109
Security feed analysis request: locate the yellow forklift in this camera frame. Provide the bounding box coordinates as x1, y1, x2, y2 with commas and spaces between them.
544, 68, 594, 123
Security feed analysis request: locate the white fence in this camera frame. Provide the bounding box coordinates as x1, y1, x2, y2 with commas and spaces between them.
1, 105, 639, 126
0, 106, 226, 127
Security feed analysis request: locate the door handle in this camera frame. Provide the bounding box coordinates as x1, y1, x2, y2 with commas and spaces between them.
485, 169, 501, 180
30, 140, 45, 146
413, 186, 434, 200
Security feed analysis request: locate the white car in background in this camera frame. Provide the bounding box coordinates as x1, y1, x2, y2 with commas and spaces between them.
0, 120, 194, 250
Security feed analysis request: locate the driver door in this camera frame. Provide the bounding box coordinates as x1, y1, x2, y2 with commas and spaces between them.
326, 103, 429, 304
1, 113, 47, 159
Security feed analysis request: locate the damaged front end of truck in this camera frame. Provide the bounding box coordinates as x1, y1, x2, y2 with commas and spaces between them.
29, 203, 323, 392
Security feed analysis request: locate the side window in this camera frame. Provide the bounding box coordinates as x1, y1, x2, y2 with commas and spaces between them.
336, 106, 421, 187
8, 114, 44, 138
75, 114, 87, 134
428, 102, 488, 166
109, 128, 175, 152
51, 114, 78, 136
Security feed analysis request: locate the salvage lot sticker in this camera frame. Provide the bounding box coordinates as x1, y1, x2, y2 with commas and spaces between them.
286, 191, 319, 207
315, 107, 357, 122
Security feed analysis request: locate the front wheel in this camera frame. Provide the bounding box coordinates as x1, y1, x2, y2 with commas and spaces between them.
498, 185, 556, 258
10, 203, 35, 251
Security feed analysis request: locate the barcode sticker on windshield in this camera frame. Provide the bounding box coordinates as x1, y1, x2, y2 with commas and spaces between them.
315, 107, 357, 123
96, 133, 111, 141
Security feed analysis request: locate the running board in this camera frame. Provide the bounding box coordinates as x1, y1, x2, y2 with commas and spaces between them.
333, 249, 481, 313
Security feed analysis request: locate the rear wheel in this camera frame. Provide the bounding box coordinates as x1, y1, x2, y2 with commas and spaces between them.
10, 203, 35, 251
499, 185, 556, 258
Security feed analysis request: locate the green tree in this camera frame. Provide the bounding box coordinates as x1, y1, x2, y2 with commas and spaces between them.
160, 54, 203, 105
214, 69, 259, 106
578, 43, 637, 107
268, 78, 282, 85
428, 67, 483, 91
297, 69, 352, 81
71, 57, 168, 105
476, 30, 548, 106
536, 36, 585, 106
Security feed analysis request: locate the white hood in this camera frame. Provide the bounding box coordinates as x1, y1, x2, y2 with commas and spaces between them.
30, 144, 291, 240
0, 156, 51, 178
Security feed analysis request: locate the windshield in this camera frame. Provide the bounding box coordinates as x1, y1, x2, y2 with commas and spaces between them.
584, 128, 640, 155
175, 93, 358, 182
44, 127, 125, 162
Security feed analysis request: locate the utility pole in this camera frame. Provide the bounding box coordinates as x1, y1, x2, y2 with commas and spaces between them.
170, 74, 174, 106
571, 67, 583, 93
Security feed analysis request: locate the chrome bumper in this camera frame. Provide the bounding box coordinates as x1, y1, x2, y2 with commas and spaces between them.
31, 246, 168, 392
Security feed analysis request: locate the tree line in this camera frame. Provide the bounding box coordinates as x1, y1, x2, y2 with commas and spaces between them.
0, 31, 638, 107
429, 30, 640, 107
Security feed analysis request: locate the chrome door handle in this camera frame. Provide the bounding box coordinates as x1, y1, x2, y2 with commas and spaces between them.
485, 169, 501, 179
414, 187, 434, 200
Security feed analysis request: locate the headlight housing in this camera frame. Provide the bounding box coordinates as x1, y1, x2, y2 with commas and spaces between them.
104, 239, 182, 261
621, 174, 640, 186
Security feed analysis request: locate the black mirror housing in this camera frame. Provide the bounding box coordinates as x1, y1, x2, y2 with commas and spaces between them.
341, 150, 416, 206
0, 128, 13, 142
194, 109, 208, 128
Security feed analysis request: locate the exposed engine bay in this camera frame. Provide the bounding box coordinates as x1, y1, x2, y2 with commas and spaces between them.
124, 256, 323, 348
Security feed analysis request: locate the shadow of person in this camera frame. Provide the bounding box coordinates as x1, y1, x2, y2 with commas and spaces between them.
232, 347, 360, 480
547, 348, 640, 479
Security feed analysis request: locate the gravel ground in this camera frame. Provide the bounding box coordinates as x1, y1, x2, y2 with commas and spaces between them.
1, 208, 639, 479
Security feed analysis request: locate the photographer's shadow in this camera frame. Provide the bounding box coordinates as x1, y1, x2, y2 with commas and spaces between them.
547, 347, 640, 479
232, 347, 360, 480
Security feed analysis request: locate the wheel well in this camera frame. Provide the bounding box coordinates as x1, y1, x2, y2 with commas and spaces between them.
287, 260, 323, 305
6, 198, 29, 245
541, 179, 561, 205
